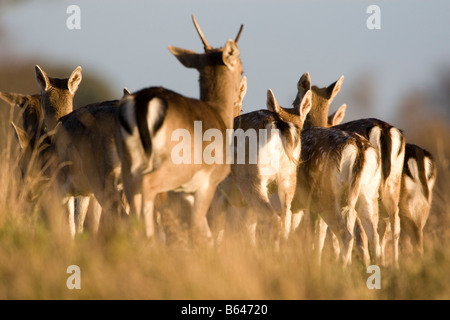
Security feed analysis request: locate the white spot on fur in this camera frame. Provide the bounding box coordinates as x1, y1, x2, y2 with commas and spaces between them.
339, 144, 357, 185
258, 127, 283, 177
120, 97, 145, 175
368, 126, 381, 152
360, 146, 381, 196
388, 127, 405, 182
147, 97, 166, 135
407, 158, 420, 182
404, 174, 430, 227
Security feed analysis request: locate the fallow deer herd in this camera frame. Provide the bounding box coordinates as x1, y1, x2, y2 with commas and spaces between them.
0, 15, 437, 268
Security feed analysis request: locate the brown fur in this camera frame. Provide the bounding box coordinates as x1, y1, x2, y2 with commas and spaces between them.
0, 92, 44, 143
295, 73, 403, 266
115, 16, 244, 243
35, 65, 82, 130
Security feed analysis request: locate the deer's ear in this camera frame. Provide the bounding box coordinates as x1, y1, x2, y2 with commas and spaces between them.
11, 121, 30, 149
266, 89, 281, 113
298, 90, 312, 123
123, 88, 131, 97
234, 77, 247, 117
239, 76, 247, 103
297, 72, 311, 98
328, 75, 344, 102
168, 46, 201, 69
0, 92, 27, 108
328, 104, 347, 127
35, 65, 50, 92
223, 40, 240, 70
68, 66, 82, 95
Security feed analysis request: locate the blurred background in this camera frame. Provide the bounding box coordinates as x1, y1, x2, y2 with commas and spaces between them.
0, 1, 449, 220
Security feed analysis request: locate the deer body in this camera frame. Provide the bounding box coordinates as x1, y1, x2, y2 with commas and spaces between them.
294, 73, 401, 266
54, 100, 125, 230
332, 118, 405, 265
32, 66, 127, 236
292, 125, 381, 266
399, 143, 436, 254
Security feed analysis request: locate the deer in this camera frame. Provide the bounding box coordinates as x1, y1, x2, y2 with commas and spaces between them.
205, 76, 248, 245
290, 103, 381, 267
17, 65, 130, 236
399, 144, 437, 255
326, 98, 437, 260
155, 77, 248, 247
35, 65, 82, 131
294, 72, 405, 267
0, 92, 44, 139
0, 89, 110, 237
225, 80, 380, 266
229, 88, 312, 249
0, 91, 83, 229
258, 73, 380, 266
115, 15, 244, 244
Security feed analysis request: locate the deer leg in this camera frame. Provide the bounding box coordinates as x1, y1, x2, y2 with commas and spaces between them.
291, 210, 304, 233
242, 184, 278, 249
190, 182, 218, 246
378, 216, 388, 267
354, 217, 370, 267
382, 196, 400, 268
324, 205, 356, 268
314, 216, 328, 266
90, 198, 102, 235
141, 174, 158, 240
278, 177, 296, 243
356, 194, 381, 265
75, 196, 90, 234
330, 231, 341, 263
207, 189, 228, 247
122, 171, 142, 219
65, 196, 76, 239
245, 209, 258, 246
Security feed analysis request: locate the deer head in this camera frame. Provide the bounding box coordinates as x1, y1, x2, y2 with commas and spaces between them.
0, 92, 44, 139
35, 65, 82, 130
293, 72, 344, 128
168, 15, 244, 124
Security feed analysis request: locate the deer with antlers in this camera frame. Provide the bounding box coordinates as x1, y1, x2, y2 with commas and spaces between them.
115, 15, 244, 243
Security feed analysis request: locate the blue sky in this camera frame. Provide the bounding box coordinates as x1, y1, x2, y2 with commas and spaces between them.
1, 0, 450, 125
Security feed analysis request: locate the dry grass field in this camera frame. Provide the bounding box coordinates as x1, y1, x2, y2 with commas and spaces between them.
0, 103, 449, 301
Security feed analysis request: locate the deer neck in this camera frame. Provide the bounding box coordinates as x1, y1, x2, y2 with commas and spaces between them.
304, 96, 330, 128
199, 71, 238, 129
304, 111, 328, 129
42, 92, 74, 130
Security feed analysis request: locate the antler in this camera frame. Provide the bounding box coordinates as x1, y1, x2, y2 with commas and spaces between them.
235, 24, 244, 44
192, 15, 212, 51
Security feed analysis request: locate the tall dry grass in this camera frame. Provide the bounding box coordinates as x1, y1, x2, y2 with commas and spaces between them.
0, 104, 449, 300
